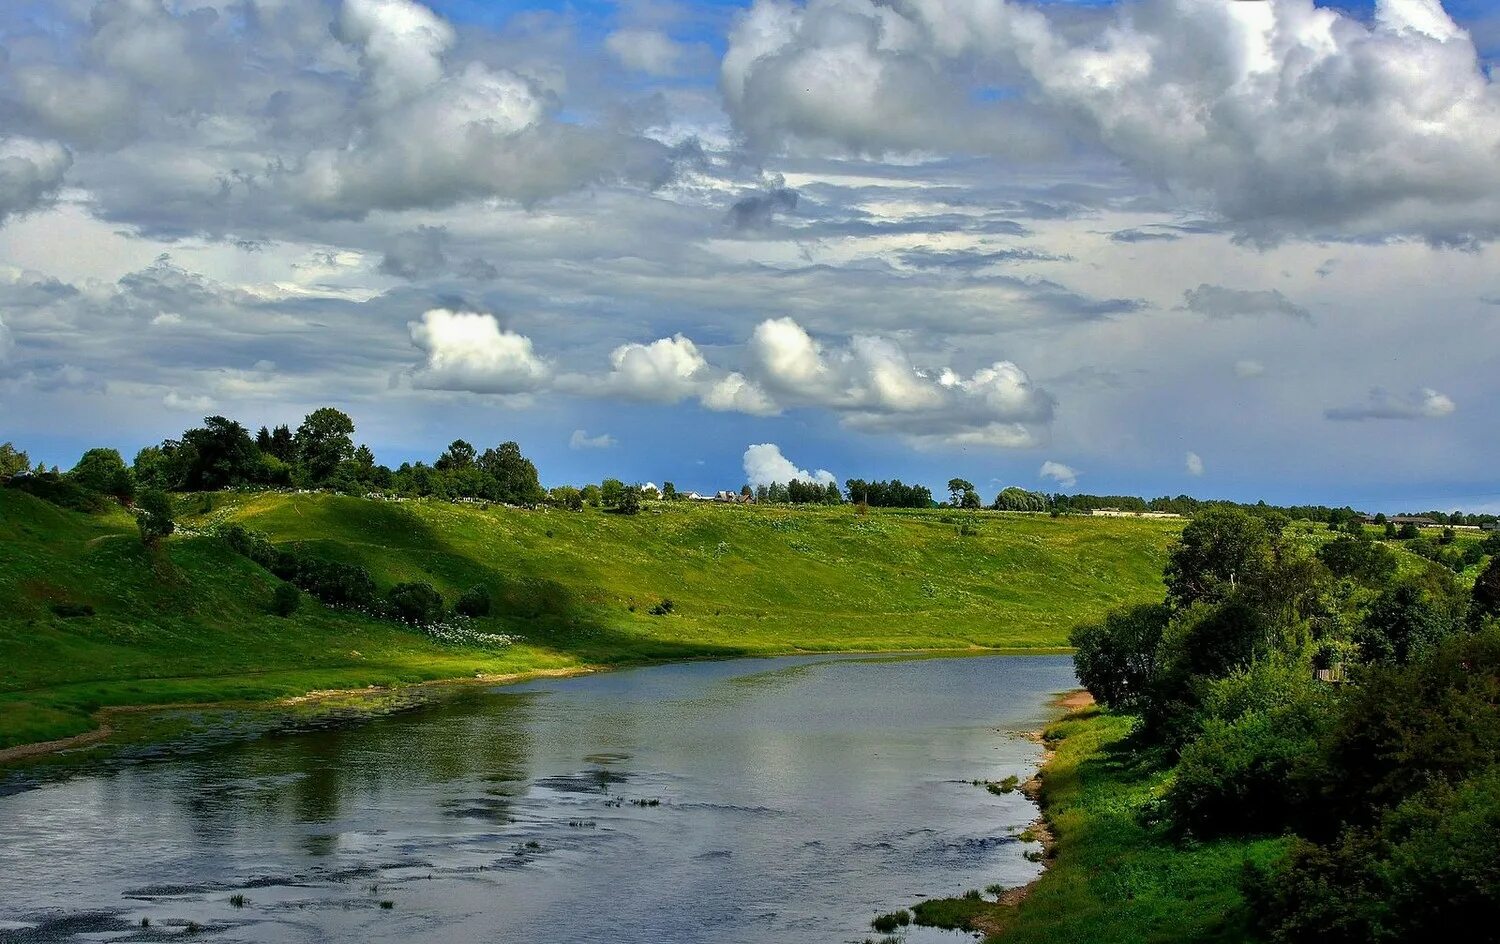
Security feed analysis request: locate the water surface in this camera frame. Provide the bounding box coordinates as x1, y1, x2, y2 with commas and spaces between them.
0, 653, 1075, 943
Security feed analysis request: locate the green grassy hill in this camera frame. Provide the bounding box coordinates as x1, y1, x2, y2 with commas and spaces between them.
1, 489, 1181, 750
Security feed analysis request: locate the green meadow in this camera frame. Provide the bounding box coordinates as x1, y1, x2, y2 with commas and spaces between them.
1, 488, 1180, 750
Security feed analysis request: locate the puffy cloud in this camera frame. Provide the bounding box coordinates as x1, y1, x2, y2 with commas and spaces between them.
606, 28, 687, 76
599, 334, 712, 403
569, 429, 616, 449
741, 317, 1053, 447
162, 390, 216, 412
1184, 285, 1310, 321
1186, 451, 1205, 477
1234, 359, 1267, 379
1325, 387, 1456, 421
743, 443, 836, 487
407, 308, 550, 394
1039, 460, 1078, 488
336, 0, 455, 108
702, 372, 780, 415
0, 137, 72, 224
722, 0, 1500, 243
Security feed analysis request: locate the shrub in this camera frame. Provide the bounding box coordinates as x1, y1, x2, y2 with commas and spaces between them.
1166, 694, 1332, 838
455, 584, 492, 618
1317, 536, 1396, 586
648, 598, 675, 616
136, 489, 176, 546
1247, 769, 1500, 943
271, 583, 300, 617
68, 448, 135, 503
1068, 603, 1169, 711
7, 473, 109, 513
385, 581, 446, 625
295, 557, 377, 608
50, 601, 95, 618
1316, 627, 1500, 829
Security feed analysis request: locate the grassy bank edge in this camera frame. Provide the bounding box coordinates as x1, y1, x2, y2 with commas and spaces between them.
919, 703, 1290, 943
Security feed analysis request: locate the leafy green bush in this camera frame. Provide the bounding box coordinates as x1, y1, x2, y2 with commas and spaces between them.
455, 584, 492, 617
648, 598, 675, 616
271, 583, 300, 617
1166, 694, 1332, 838
1247, 768, 1500, 943
1317, 536, 1396, 585
136, 489, 176, 546
384, 582, 446, 625
1317, 627, 1500, 828
1069, 603, 1169, 711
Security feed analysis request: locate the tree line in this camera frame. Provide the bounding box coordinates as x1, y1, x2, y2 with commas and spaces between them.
1070, 507, 1500, 939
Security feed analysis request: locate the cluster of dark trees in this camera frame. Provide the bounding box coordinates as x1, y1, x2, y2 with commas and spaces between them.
754, 479, 843, 504
844, 478, 934, 508
1070, 507, 1500, 940
218, 523, 491, 625
132, 412, 545, 506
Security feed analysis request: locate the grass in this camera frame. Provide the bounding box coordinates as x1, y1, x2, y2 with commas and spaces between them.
2, 488, 1188, 750
985, 709, 1289, 943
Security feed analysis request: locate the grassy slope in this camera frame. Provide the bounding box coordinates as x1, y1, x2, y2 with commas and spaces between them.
996, 709, 1287, 944
1, 490, 1180, 750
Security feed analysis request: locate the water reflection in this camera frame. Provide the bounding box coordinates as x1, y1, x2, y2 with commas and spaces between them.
0, 653, 1074, 944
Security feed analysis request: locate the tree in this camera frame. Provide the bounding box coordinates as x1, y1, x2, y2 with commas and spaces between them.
385, 582, 446, 625
1317, 536, 1397, 586
661, 481, 677, 501
1474, 557, 1500, 625
0, 442, 30, 479
1069, 603, 1170, 711
581, 483, 602, 507
136, 489, 175, 546
69, 448, 134, 502
617, 484, 643, 515
271, 583, 300, 617
477, 441, 543, 504
455, 585, 492, 617
600, 478, 625, 508
1163, 508, 1275, 610
435, 439, 476, 471
134, 440, 197, 491
947, 478, 975, 506
1397, 522, 1421, 540
181, 416, 260, 489
960, 487, 982, 510
293, 408, 355, 485
1357, 579, 1464, 665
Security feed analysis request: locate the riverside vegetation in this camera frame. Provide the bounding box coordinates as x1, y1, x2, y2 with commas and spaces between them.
917, 507, 1500, 942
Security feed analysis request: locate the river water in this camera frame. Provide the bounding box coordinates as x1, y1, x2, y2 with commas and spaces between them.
0, 653, 1075, 943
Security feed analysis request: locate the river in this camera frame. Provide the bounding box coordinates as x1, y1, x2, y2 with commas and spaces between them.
0, 653, 1075, 943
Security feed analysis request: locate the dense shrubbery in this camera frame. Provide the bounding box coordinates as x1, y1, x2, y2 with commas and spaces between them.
455, 584, 492, 618
216, 522, 447, 625
385, 582, 446, 625
1068, 505, 1500, 935
7, 472, 110, 513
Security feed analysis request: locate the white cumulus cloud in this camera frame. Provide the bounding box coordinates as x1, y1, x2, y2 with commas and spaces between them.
569, 429, 616, 449
0, 136, 71, 224
743, 443, 836, 488
1186, 451, 1205, 477
408, 308, 550, 395
1325, 387, 1456, 421
1039, 460, 1079, 488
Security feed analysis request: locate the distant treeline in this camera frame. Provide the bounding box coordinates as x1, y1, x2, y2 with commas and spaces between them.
3, 415, 1496, 525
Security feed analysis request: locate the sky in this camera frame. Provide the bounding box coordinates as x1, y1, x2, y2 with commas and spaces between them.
1, 0, 1498, 512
